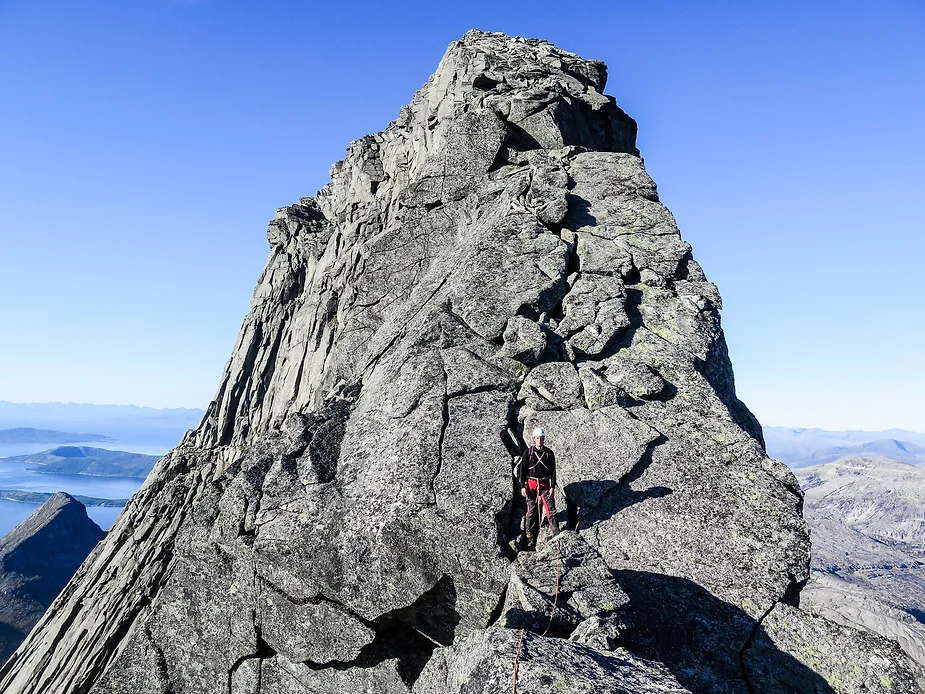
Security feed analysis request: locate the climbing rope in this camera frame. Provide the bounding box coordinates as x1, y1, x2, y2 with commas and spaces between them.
541, 535, 561, 637
512, 513, 563, 693
512, 628, 525, 694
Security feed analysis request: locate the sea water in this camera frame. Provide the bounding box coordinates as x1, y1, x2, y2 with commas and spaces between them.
0, 440, 170, 537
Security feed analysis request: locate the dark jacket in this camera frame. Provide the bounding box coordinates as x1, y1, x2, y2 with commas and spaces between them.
518, 446, 556, 488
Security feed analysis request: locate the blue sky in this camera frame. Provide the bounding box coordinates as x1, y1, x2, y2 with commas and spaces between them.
0, 0, 922, 431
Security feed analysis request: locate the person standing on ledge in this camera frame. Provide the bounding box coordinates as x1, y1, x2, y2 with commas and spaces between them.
519, 427, 560, 548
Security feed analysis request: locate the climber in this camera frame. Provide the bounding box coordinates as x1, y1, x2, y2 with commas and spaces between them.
519, 427, 560, 549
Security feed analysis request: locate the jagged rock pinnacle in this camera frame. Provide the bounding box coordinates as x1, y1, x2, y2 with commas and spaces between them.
0, 493, 105, 664
0, 30, 918, 694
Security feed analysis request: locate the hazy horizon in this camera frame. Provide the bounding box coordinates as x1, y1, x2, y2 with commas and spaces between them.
2, 1, 923, 431
0, 400, 204, 413
0, 401, 922, 438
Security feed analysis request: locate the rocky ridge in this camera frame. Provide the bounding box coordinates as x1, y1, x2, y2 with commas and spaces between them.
0, 31, 919, 693
0, 493, 106, 664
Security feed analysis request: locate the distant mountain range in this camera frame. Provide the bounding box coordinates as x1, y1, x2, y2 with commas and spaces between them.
789, 438, 925, 467
764, 426, 925, 467
0, 401, 205, 447
4, 447, 161, 480
0, 428, 114, 445
795, 456, 925, 673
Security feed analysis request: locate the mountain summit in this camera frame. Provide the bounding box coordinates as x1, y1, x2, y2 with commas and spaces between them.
0, 31, 918, 693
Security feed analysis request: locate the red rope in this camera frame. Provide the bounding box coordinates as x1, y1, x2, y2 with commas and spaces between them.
512, 489, 562, 693
541, 535, 561, 636
512, 628, 525, 694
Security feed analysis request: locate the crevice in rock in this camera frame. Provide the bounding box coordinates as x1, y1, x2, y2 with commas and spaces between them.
363, 274, 449, 375
448, 383, 508, 399
503, 392, 528, 548
236, 455, 274, 542
441, 299, 485, 342
488, 583, 510, 626
432, 361, 450, 508
739, 599, 777, 694
773, 473, 805, 506
256, 577, 379, 632
533, 273, 573, 328
219, 321, 265, 446
312, 291, 339, 351
571, 286, 644, 367
622, 265, 642, 286
289, 338, 309, 406
227, 619, 276, 694
780, 571, 806, 608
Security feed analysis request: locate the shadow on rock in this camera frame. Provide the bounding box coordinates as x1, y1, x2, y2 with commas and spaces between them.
564, 193, 598, 229
567, 481, 672, 529
318, 575, 462, 687
389, 574, 462, 648
610, 571, 836, 694
567, 435, 673, 530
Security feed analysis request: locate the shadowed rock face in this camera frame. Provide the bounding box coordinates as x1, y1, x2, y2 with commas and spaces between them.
0, 493, 105, 664
0, 31, 918, 694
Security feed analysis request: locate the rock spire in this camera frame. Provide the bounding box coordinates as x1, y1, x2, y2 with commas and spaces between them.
0, 30, 918, 694
0, 493, 105, 664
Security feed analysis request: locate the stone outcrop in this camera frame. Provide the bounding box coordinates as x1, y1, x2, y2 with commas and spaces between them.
0, 493, 105, 664
0, 31, 919, 694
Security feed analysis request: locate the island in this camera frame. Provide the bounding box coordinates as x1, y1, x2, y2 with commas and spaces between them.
3, 447, 160, 479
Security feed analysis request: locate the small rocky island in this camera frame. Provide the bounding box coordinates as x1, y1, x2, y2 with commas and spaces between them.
4, 446, 160, 479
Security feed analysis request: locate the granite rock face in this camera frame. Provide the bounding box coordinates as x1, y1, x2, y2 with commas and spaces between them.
0, 493, 105, 664
0, 31, 919, 694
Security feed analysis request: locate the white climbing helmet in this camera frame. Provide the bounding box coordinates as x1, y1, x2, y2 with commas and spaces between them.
532, 427, 546, 438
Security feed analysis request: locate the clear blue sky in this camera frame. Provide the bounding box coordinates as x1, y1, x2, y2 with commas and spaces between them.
1, 0, 922, 431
